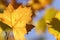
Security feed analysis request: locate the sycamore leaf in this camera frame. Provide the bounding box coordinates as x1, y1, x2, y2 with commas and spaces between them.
44, 8, 58, 23
12, 6, 32, 40
47, 11, 60, 39
47, 18, 60, 39
35, 18, 46, 34
0, 4, 32, 40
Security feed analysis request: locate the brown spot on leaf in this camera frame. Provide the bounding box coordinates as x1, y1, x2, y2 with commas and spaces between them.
26, 24, 35, 34
48, 18, 60, 32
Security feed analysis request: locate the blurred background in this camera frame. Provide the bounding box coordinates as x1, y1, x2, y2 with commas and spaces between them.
0, 0, 60, 40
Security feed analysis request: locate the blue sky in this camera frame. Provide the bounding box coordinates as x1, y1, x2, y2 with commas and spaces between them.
14, 0, 60, 40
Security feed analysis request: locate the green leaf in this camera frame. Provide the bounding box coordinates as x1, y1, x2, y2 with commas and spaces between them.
35, 18, 46, 33
44, 8, 58, 22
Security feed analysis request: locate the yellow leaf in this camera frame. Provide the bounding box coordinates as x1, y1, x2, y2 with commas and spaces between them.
0, 4, 32, 40
47, 10, 60, 40
48, 27, 59, 39
55, 11, 60, 20
0, 4, 14, 27
44, 8, 58, 23
12, 6, 32, 40
35, 18, 46, 34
